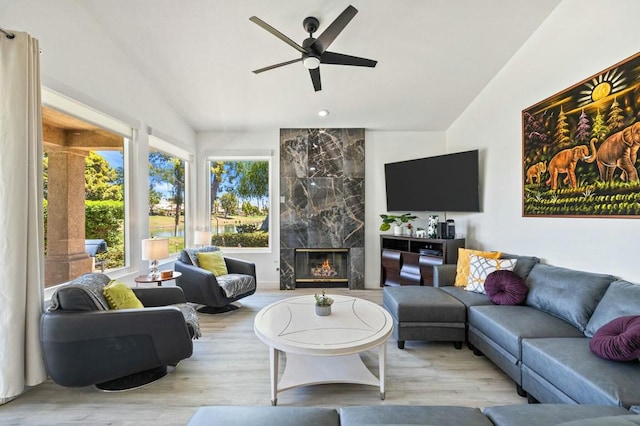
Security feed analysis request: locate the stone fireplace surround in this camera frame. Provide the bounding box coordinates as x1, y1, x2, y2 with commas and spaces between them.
279, 128, 365, 290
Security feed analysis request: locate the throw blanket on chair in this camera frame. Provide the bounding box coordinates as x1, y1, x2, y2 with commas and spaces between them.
216, 274, 256, 298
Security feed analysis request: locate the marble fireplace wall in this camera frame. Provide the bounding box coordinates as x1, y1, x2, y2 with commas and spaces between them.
280, 129, 365, 290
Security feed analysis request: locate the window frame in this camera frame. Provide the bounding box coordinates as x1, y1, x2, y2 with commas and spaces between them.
204, 153, 273, 254
148, 134, 192, 258
42, 87, 136, 297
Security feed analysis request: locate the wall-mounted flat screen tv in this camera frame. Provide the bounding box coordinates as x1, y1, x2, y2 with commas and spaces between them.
384, 150, 480, 212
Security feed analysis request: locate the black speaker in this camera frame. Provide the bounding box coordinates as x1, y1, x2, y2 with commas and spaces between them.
446, 219, 456, 239
438, 223, 448, 239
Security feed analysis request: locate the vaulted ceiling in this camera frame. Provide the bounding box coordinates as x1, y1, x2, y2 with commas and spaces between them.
69, 1, 561, 131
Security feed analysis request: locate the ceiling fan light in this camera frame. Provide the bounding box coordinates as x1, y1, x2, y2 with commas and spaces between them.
303, 56, 320, 69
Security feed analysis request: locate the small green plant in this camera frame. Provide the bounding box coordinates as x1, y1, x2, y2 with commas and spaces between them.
379, 213, 418, 231
314, 290, 334, 306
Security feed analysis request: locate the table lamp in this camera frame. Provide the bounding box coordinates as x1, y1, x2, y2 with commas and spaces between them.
141, 238, 169, 279
194, 230, 212, 247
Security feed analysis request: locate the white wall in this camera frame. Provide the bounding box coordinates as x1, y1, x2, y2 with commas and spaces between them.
2, 0, 197, 282
2, 0, 195, 146
364, 131, 447, 287
446, 0, 640, 282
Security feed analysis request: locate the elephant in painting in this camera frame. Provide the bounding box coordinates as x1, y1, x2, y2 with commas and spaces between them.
526, 161, 547, 185
545, 142, 596, 190
596, 122, 640, 182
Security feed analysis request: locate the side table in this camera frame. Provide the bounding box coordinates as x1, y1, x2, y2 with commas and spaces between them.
134, 271, 182, 287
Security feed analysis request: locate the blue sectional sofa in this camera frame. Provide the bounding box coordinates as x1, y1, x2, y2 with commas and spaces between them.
430, 255, 640, 408
187, 404, 639, 426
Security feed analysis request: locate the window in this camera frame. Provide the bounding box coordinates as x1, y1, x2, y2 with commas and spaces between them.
148, 150, 186, 254
148, 135, 190, 255
42, 105, 128, 288
208, 157, 270, 250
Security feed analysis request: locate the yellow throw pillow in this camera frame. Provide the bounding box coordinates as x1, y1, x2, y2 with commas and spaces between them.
197, 251, 228, 276
103, 280, 144, 310
454, 248, 503, 287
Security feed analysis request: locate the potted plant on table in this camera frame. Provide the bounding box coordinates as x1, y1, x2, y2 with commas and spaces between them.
379, 213, 418, 235
314, 290, 334, 316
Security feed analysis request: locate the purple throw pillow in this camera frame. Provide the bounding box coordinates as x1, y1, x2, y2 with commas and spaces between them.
590, 315, 640, 362
484, 270, 528, 305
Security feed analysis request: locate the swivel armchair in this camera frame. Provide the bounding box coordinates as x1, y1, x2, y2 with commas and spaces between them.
41, 273, 198, 390
175, 246, 257, 313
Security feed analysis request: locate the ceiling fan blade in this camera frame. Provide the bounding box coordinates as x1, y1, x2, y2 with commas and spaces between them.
320, 51, 377, 67
312, 5, 358, 54
249, 16, 307, 53
252, 58, 302, 74
309, 68, 322, 92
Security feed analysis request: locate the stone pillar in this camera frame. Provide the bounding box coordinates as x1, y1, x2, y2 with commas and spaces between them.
45, 149, 92, 286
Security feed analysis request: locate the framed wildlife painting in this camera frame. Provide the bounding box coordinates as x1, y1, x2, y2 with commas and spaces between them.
522, 51, 640, 217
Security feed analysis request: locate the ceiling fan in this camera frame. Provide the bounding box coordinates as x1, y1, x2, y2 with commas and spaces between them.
250, 5, 377, 92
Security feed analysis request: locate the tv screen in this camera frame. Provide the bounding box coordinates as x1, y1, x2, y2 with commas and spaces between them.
384, 150, 480, 212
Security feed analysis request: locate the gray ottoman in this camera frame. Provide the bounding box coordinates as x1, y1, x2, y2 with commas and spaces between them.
187, 406, 339, 426
340, 405, 493, 426
383, 286, 466, 349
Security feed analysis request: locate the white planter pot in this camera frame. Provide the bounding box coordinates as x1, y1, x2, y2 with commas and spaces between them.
393, 225, 403, 235
315, 305, 331, 316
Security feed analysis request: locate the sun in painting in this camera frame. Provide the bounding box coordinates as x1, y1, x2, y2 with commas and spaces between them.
578, 67, 627, 106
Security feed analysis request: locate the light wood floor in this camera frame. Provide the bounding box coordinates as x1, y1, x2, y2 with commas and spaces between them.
0, 288, 524, 425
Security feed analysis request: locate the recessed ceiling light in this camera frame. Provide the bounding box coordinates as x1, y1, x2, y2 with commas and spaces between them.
318, 109, 329, 117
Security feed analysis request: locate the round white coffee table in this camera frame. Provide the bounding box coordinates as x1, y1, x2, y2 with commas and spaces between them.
254, 294, 392, 406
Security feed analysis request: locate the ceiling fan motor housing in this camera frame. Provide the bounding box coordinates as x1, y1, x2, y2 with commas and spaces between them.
303, 16, 319, 34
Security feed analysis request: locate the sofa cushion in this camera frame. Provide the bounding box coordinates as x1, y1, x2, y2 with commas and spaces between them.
465, 255, 516, 294
590, 316, 640, 362
48, 273, 111, 311
484, 270, 528, 305
439, 286, 495, 308
339, 405, 493, 426
454, 248, 502, 287
103, 280, 144, 310
522, 337, 640, 407
501, 253, 540, 281
469, 305, 584, 358
187, 406, 339, 426
586, 280, 640, 337
557, 415, 640, 426
525, 264, 615, 332
483, 404, 631, 426
383, 287, 465, 323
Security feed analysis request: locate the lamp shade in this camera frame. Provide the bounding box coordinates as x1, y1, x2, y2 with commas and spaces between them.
194, 230, 212, 246
141, 238, 169, 261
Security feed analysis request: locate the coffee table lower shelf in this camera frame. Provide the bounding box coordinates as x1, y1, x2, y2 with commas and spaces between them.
271, 348, 386, 406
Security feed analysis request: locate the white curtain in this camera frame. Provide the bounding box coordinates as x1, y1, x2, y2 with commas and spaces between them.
0, 31, 47, 403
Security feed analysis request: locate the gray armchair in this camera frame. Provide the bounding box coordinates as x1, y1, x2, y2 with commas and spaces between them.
40, 273, 198, 390
175, 247, 257, 314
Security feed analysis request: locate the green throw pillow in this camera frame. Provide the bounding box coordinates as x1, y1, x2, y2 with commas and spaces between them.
197, 251, 228, 276
103, 280, 144, 310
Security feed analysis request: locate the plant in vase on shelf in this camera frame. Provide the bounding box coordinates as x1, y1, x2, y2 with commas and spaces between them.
314, 290, 334, 316
379, 213, 418, 235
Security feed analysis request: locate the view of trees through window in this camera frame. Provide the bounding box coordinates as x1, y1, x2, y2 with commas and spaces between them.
42, 106, 126, 288
209, 159, 269, 248
148, 149, 186, 254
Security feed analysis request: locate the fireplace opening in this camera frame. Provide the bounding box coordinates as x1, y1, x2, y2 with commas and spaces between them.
294, 248, 349, 288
